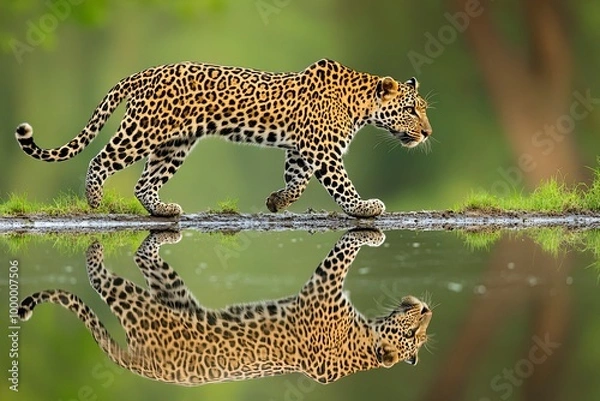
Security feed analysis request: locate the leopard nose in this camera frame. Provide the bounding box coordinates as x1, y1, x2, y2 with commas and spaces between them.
421, 129, 431, 138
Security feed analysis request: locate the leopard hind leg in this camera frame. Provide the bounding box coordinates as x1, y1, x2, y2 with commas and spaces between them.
266, 149, 314, 212
85, 120, 149, 208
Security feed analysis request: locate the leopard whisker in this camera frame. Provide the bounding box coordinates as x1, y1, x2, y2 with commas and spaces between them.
423, 335, 437, 354
424, 90, 437, 105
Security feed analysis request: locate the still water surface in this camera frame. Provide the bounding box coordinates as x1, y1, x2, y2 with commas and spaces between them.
2, 228, 598, 401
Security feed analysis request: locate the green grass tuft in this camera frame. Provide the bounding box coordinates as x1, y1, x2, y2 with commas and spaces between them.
0, 193, 40, 215
456, 165, 600, 213
582, 163, 600, 211
526, 179, 580, 212
0, 190, 146, 216
93, 191, 146, 214
209, 198, 240, 214
459, 191, 503, 213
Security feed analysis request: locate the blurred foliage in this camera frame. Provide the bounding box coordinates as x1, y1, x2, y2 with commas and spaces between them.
1, 0, 599, 215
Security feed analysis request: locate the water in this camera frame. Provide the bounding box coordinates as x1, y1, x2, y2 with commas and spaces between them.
1, 228, 599, 401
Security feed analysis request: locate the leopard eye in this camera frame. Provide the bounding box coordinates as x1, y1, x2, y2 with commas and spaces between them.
406, 328, 416, 338
403, 106, 416, 115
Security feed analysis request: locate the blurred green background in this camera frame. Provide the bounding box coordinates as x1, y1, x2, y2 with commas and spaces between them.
2, 0, 598, 212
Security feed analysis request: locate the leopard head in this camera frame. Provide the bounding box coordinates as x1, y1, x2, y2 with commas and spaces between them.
370, 77, 432, 148
374, 295, 432, 368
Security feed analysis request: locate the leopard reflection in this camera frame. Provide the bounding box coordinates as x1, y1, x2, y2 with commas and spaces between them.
19, 229, 432, 385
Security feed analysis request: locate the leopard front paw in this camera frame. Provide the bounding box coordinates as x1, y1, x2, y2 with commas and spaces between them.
149, 230, 183, 244
150, 202, 183, 217
344, 199, 385, 218
345, 228, 386, 247
266, 190, 290, 213
86, 187, 103, 209
86, 242, 104, 261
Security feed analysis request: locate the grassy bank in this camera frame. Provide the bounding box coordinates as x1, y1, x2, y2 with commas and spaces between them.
0, 190, 146, 216
455, 166, 600, 214
0, 192, 243, 216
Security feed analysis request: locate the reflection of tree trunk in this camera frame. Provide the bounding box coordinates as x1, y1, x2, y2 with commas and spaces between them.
422, 1, 578, 400
524, 262, 570, 401
421, 238, 571, 401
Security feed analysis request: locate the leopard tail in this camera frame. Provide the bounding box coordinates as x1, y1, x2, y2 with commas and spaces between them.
18, 289, 133, 369
14, 76, 132, 162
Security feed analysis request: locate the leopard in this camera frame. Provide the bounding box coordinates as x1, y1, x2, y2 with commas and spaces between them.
18, 229, 432, 385
14, 59, 432, 218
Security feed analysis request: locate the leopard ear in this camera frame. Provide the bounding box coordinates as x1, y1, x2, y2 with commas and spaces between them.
377, 77, 398, 102
405, 77, 419, 92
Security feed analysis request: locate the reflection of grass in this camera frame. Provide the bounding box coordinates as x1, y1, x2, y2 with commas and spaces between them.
583, 231, 600, 267
456, 163, 600, 213
457, 230, 503, 250
457, 227, 576, 253
527, 228, 579, 257
208, 231, 244, 252
457, 228, 600, 271
0, 191, 146, 216
1, 231, 147, 256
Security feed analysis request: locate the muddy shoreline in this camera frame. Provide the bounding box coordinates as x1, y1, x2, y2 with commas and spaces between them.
1, 210, 599, 234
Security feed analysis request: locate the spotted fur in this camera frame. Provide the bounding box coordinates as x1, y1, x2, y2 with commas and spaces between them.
14, 59, 432, 217
19, 229, 431, 385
